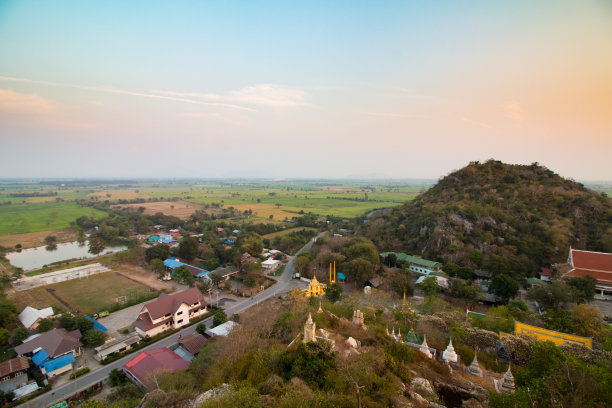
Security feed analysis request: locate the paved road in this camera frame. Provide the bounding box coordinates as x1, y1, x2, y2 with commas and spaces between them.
22, 233, 324, 408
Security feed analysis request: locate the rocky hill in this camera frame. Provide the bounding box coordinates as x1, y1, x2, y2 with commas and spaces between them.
362, 160, 612, 278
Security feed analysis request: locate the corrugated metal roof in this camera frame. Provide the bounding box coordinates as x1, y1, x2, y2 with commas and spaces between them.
42, 353, 74, 373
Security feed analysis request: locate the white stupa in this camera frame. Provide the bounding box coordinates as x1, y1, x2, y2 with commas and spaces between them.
419, 335, 433, 359
442, 337, 458, 364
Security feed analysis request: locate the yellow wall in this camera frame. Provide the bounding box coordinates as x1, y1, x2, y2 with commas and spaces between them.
500, 322, 592, 349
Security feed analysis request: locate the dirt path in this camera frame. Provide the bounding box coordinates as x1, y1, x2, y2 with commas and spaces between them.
113, 263, 187, 292
113, 271, 159, 293
46, 288, 77, 313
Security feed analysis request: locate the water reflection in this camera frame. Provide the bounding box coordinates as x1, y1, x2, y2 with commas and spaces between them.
6, 241, 127, 271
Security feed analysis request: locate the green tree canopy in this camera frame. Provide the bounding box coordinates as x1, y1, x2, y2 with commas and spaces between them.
489, 273, 519, 303
37, 318, 54, 333
213, 310, 228, 327
179, 237, 200, 261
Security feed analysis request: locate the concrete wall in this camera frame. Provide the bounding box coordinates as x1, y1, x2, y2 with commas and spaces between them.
14, 263, 111, 291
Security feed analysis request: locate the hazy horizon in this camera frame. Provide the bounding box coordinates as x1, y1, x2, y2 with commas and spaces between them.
1, 1, 611, 181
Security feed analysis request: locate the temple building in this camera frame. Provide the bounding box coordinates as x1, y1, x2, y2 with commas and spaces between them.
303, 313, 316, 343
419, 336, 433, 359
466, 353, 483, 377
405, 327, 420, 344
352, 310, 365, 327
442, 338, 458, 365
563, 248, 612, 299
304, 275, 326, 297
494, 365, 516, 393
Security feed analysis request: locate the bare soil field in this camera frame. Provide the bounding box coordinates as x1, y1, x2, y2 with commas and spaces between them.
112, 200, 204, 219
113, 263, 185, 292
228, 203, 297, 220
0, 228, 77, 249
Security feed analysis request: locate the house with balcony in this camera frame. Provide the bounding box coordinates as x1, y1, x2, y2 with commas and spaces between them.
133, 288, 208, 337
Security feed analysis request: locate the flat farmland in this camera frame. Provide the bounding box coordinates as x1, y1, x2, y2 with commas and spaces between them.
86, 189, 150, 200
9, 271, 155, 315
112, 200, 204, 219
0, 228, 77, 249
0, 202, 107, 236
262, 227, 317, 240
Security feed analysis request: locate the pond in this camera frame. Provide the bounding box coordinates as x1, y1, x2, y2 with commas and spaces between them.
5, 241, 127, 271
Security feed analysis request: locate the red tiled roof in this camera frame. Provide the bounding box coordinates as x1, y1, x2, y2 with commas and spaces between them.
567, 249, 612, 285
178, 333, 206, 355
123, 348, 189, 387
143, 288, 207, 320
540, 268, 552, 278
0, 357, 29, 377
565, 268, 612, 285
571, 249, 612, 272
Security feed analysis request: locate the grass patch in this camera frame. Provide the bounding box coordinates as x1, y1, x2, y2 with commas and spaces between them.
10, 271, 155, 315
0, 202, 106, 235
262, 227, 317, 240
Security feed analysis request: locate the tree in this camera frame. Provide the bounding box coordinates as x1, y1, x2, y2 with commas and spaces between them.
109, 368, 129, 387
527, 281, 571, 310
174, 266, 195, 287
419, 276, 440, 297
240, 236, 263, 257
145, 244, 170, 262
195, 322, 207, 335
489, 273, 519, 303
567, 276, 597, 303
12, 328, 29, 345
570, 304, 601, 337
244, 274, 256, 288
0, 328, 10, 346
83, 330, 107, 347
44, 235, 57, 245
0, 296, 17, 327
197, 279, 212, 295
383, 253, 397, 267
37, 318, 54, 333
343, 258, 374, 286
390, 272, 414, 297
293, 256, 311, 277
342, 237, 379, 264
88, 237, 106, 255
211, 274, 223, 286
325, 282, 343, 302
74, 315, 95, 333
213, 310, 228, 327
179, 237, 199, 261
223, 280, 232, 291
59, 313, 75, 330
149, 258, 165, 277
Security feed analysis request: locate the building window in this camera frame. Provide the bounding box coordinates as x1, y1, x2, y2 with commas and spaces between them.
177, 319, 183, 324
177, 311, 183, 316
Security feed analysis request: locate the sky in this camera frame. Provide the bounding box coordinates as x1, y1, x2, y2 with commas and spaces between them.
0, 1, 611, 180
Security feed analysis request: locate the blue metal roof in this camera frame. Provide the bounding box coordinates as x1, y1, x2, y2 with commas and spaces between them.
164, 258, 184, 269
195, 270, 211, 278
42, 353, 74, 373
86, 315, 108, 332
32, 349, 49, 366
337, 273, 347, 280
160, 234, 173, 240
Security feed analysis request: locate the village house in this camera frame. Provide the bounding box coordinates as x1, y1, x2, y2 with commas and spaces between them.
208, 266, 239, 282
133, 288, 208, 337
17, 306, 54, 331
14, 328, 82, 378
123, 347, 189, 389
163, 258, 211, 280
0, 357, 29, 393
380, 252, 442, 275
563, 248, 612, 299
